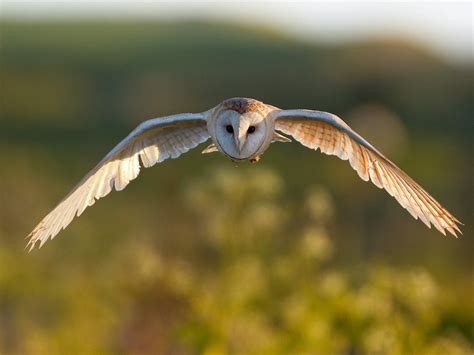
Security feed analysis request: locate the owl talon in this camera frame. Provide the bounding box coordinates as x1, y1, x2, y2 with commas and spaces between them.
250, 156, 260, 163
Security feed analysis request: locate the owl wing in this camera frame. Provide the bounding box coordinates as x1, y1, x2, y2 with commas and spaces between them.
26, 113, 210, 251
273, 109, 462, 237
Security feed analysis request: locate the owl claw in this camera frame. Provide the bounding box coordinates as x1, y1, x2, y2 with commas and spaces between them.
250, 156, 260, 163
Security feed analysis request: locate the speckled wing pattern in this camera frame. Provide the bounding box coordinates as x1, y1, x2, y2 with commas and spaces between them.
26, 113, 209, 251
274, 109, 462, 237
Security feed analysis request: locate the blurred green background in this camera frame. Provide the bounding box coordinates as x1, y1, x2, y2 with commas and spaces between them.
0, 19, 473, 354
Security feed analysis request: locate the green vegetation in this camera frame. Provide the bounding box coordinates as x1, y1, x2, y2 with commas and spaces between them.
0, 21, 472, 354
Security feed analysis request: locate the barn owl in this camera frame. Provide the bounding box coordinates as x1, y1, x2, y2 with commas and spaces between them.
26, 97, 462, 250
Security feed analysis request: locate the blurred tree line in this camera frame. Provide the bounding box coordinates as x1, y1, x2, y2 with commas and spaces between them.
0, 21, 472, 354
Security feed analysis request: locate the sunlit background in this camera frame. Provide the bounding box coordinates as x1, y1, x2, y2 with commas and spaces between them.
1, 1, 473, 354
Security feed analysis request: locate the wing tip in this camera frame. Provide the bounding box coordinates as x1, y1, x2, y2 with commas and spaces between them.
25, 222, 51, 252
25, 235, 38, 253
435, 216, 463, 239
25, 234, 39, 252
25, 226, 39, 252
444, 211, 463, 238
450, 220, 463, 238
26, 234, 52, 252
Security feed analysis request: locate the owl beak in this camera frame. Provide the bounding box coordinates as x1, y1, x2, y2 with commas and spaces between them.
238, 138, 246, 154
234, 135, 240, 153
236, 122, 248, 154
234, 134, 246, 154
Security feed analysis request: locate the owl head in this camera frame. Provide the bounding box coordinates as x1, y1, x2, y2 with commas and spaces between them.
211, 98, 272, 160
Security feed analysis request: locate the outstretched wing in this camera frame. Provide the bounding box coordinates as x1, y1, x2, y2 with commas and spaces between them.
27, 113, 210, 250
273, 109, 462, 237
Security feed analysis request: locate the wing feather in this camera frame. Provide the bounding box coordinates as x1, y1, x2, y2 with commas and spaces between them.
274, 109, 461, 237
26, 113, 209, 250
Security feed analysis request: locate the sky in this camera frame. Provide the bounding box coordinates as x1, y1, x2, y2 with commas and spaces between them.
1, 1, 472, 62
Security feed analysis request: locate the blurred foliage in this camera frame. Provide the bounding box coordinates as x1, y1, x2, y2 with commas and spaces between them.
1, 167, 472, 354
0, 20, 472, 354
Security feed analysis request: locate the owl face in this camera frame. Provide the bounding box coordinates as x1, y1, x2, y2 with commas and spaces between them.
213, 109, 270, 160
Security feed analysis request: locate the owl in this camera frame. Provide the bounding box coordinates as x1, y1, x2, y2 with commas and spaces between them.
26, 97, 462, 250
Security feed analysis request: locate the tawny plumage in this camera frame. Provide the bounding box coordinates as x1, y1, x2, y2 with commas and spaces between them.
26, 97, 462, 251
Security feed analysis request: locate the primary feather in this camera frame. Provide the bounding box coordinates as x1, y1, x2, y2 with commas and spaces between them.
26, 113, 209, 251
274, 109, 462, 237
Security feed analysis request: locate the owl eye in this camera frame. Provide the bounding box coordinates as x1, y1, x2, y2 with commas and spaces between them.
247, 126, 256, 134
226, 125, 234, 134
